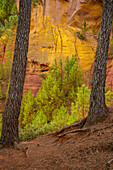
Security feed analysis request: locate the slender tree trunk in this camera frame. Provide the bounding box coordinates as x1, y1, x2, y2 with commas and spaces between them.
1, 0, 31, 146
86, 0, 113, 125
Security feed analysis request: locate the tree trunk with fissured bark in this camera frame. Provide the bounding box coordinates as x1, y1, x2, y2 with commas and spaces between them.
86, 0, 113, 125
1, 0, 31, 147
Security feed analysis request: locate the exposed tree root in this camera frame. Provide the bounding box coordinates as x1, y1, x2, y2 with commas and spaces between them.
52, 115, 113, 143
14, 142, 30, 158
51, 118, 87, 143
57, 117, 87, 135
58, 128, 90, 138
93, 124, 113, 133
105, 159, 113, 170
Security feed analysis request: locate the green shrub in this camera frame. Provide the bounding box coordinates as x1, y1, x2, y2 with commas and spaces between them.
0, 14, 18, 38
0, 0, 17, 25
105, 90, 113, 106
71, 84, 91, 119
19, 105, 78, 141
19, 83, 113, 141
19, 55, 83, 141
19, 89, 35, 128
35, 55, 82, 122
76, 20, 88, 40
76, 31, 85, 40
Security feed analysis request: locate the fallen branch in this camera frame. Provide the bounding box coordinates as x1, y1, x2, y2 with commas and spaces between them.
105, 159, 113, 170
58, 128, 90, 138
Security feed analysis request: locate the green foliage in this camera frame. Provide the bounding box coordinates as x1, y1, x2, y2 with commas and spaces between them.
19, 84, 113, 141
71, 84, 91, 119
35, 55, 82, 122
0, 50, 12, 113
76, 31, 85, 40
82, 20, 88, 35
50, 106, 70, 128
76, 20, 88, 40
19, 55, 83, 140
0, 51, 12, 81
19, 89, 35, 128
105, 90, 113, 106
0, 15, 18, 38
0, 0, 17, 24
110, 37, 113, 47
31, 110, 47, 128
19, 105, 77, 141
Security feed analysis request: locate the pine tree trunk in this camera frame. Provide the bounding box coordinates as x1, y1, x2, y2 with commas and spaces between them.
86, 0, 113, 125
1, 0, 31, 146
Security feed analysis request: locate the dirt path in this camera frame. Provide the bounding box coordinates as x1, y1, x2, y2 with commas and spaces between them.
0, 107, 113, 170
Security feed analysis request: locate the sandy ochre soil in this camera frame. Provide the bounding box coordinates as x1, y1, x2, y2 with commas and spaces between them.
0, 107, 113, 170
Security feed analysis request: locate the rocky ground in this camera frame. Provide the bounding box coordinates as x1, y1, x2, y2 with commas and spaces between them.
0, 106, 113, 170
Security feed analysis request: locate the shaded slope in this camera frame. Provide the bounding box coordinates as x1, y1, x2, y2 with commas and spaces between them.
0, 106, 113, 170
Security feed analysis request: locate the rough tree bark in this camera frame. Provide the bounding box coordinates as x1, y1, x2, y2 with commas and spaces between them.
1, 0, 31, 146
86, 0, 113, 125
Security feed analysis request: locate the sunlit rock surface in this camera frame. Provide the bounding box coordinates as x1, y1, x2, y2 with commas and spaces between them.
0, 0, 113, 98
28, 3, 97, 70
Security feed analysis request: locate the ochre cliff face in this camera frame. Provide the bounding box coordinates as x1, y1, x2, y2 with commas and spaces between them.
1, 0, 113, 96
29, 0, 102, 68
